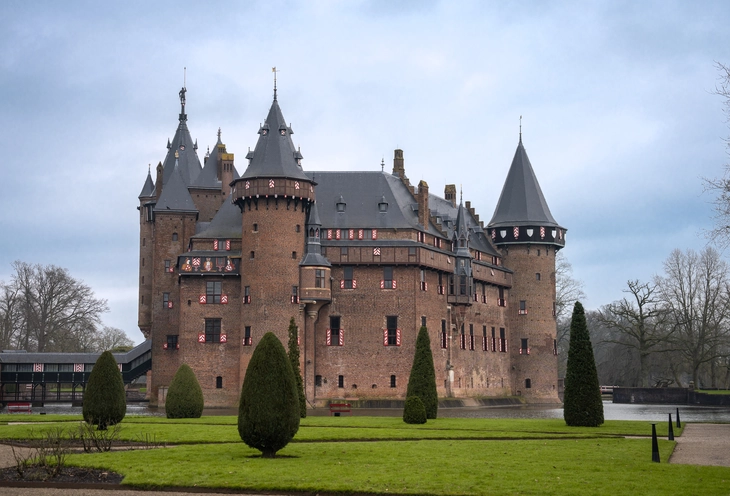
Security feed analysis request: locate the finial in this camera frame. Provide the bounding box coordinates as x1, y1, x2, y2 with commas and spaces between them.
519, 115, 522, 144
272, 66, 279, 101
381, 157, 385, 172
460, 185, 463, 205
148, 163, 151, 173
205, 146, 210, 158
217, 127, 222, 141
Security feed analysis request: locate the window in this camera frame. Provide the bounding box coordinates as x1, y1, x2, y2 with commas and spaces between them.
243, 286, 251, 304
315, 269, 326, 288
438, 273, 445, 295
328, 316, 343, 346
291, 286, 299, 304
250, 251, 255, 259
491, 327, 496, 352
519, 300, 527, 315
163, 292, 171, 308
363, 229, 372, 240
338, 375, 344, 388
205, 319, 221, 343
172, 232, 178, 241
459, 275, 467, 296
292, 251, 297, 259
525, 378, 532, 389
481, 284, 487, 304
421, 316, 427, 327
166, 335, 178, 350
460, 324, 466, 350
253, 223, 258, 232
315, 375, 322, 387
536, 272, 541, 281
206, 281, 222, 304
498, 287, 505, 307
382, 267, 394, 289
216, 376, 223, 389
243, 326, 252, 346
553, 339, 558, 356
342, 266, 355, 289
482, 326, 488, 351
499, 327, 506, 352
449, 275, 455, 295
420, 270, 427, 291
521, 338, 529, 355
385, 316, 400, 346
341, 246, 348, 256
469, 324, 475, 350
295, 224, 300, 232
165, 259, 172, 273
390, 375, 397, 388
441, 320, 447, 349
553, 302, 557, 317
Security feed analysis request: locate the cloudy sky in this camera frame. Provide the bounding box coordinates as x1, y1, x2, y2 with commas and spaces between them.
2, 1, 730, 345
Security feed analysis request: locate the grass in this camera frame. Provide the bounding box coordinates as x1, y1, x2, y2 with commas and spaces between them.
698, 389, 730, 395
1, 415, 727, 495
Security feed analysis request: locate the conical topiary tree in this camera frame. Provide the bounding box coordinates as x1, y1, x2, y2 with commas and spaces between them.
165, 363, 204, 418
403, 395, 427, 424
405, 326, 438, 419
287, 317, 307, 418
238, 332, 300, 457
563, 301, 604, 427
83, 350, 126, 430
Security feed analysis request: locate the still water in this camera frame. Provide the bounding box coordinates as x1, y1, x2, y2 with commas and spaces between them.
32, 401, 730, 423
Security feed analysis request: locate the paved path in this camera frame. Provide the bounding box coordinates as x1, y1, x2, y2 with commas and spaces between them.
668, 423, 730, 467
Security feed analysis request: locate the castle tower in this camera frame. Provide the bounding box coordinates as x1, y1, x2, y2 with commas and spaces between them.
137, 167, 156, 338
231, 92, 317, 378
488, 135, 565, 402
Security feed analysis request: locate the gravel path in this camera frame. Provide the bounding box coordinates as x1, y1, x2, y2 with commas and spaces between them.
668, 423, 730, 467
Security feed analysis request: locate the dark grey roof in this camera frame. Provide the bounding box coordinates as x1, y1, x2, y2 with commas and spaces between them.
191, 148, 221, 189
155, 157, 198, 213
193, 194, 242, 239
488, 139, 559, 228
161, 98, 202, 187
307, 171, 419, 230
301, 201, 330, 267
453, 202, 473, 260
241, 99, 310, 181
138, 170, 155, 199
429, 194, 499, 257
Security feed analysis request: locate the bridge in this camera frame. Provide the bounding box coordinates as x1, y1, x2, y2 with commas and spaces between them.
0, 340, 151, 405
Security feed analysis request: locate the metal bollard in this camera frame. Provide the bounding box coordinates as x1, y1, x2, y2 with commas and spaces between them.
651, 423, 660, 463
676, 408, 681, 428
668, 413, 674, 440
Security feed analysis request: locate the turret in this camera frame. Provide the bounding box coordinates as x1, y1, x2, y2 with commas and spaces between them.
448, 199, 473, 306
488, 134, 564, 402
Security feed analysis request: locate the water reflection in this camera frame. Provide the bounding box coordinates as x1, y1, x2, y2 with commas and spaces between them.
27, 401, 730, 423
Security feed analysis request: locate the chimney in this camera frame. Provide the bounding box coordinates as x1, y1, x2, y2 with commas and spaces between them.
418, 180, 430, 228
155, 161, 163, 200
444, 184, 456, 207
220, 152, 234, 197
392, 149, 411, 190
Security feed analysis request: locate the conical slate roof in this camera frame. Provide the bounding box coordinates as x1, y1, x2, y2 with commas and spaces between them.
300, 201, 330, 267
488, 138, 559, 228
192, 134, 223, 189
155, 155, 198, 213
138, 169, 155, 199
162, 90, 202, 186
242, 99, 310, 181
193, 193, 242, 239
453, 202, 472, 259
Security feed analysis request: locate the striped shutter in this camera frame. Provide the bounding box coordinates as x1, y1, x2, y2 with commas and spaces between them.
213, 239, 219, 250
396, 329, 401, 346
383, 328, 388, 346
392, 280, 397, 289
199, 294, 207, 304
352, 280, 357, 289
326, 329, 331, 346
221, 294, 228, 304
220, 334, 227, 343
372, 229, 378, 239
339, 329, 344, 346
198, 333, 205, 343
225, 239, 231, 250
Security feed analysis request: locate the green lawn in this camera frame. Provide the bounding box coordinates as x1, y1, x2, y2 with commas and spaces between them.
1, 415, 727, 495
698, 389, 730, 395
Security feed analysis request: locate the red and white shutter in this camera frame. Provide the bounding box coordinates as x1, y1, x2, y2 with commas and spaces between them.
392, 280, 397, 290
221, 294, 228, 304
33, 363, 43, 372
349, 229, 354, 240
358, 229, 364, 240
167, 301, 174, 309
213, 239, 219, 250
226, 239, 231, 250
199, 294, 207, 304
383, 328, 388, 346
220, 334, 227, 343
339, 329, 344, 346
372, 229, 378, 240
74, 363, 83, 372
352, 280, 357, 289
336, 229, 341, 240
163, 343, 168, 350
340, 280, 345, 289
396, 329, 402, 346
326, 329, 331, 346
327, 229, 333, 240
198, 333, 206, 343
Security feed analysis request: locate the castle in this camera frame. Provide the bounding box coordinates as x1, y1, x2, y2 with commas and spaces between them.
137, 85, 566, 408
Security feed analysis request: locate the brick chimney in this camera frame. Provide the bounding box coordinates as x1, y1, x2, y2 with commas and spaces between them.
444, 184, 456, 207
417, 180, 430, 228
155, 161, 163, 200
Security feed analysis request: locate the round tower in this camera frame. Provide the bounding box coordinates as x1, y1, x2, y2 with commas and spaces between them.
488, 135, 565, 403
231, 94, 316, 376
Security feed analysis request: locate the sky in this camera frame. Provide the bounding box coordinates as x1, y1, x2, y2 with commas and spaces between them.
2, 0, 730, 345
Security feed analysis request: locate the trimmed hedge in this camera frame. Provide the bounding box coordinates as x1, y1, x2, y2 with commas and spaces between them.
238, 332, 300, 457
82, 350, 126, 430
166, 363, 204, 418
406, 326, 438, 419
403, 395, 427, 424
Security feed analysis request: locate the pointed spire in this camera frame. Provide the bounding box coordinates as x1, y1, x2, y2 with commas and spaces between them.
161, 87, 202, 187
300, 201, 331, 267
138, 165, 155, 199
489, 137, 559, 229
217, 127, 222, 144
167, 138, 171, 150
272, 66, 278, 101
519, 115, 522, 144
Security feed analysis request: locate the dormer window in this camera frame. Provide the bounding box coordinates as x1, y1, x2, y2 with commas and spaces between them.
378, 195, 388, 213
336, 195, 346, 213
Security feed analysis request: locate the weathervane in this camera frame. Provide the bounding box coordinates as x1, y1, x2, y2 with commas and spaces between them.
272, 66, 279, 101
519, 115, 522, 143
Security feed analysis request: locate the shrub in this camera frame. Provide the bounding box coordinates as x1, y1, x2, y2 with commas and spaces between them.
238, 332, 300, 457
83, 350, 126, 430
403, 395, 427, 424
406, 326, 438, 419
287, 317, 307, 418
563, 301, 604, 427
166, 363, 204, 418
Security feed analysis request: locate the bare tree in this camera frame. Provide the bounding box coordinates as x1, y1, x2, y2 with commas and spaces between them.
596, 280, 670, 387
95, 326, 135, 352
704, 62, 730, 248
656, 248, 730, 387
10, 261, 109, 352
0, 281, 22, 350
554, 251, 586, 375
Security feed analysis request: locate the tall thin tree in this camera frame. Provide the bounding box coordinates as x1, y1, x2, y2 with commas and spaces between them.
287, 317, 307, 418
